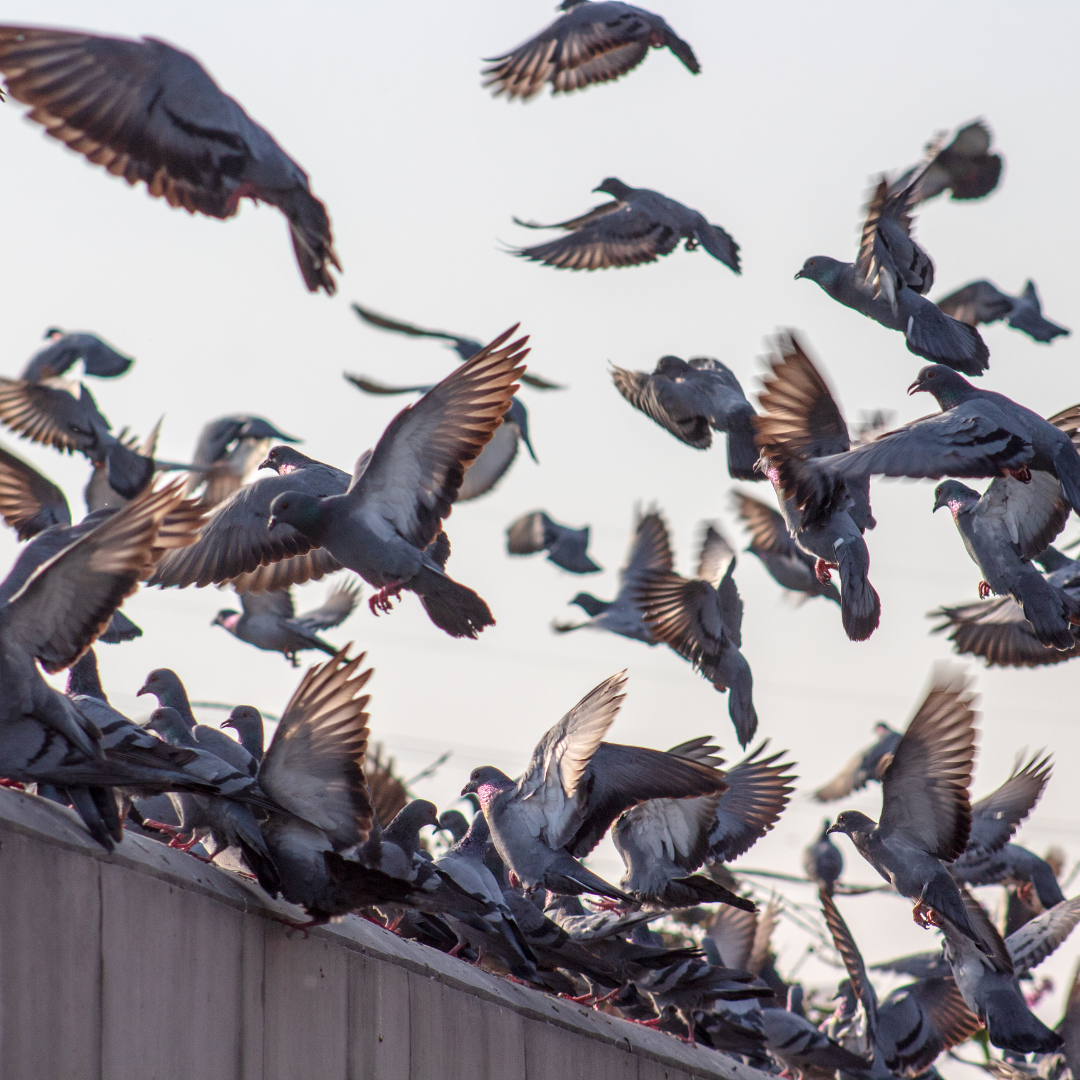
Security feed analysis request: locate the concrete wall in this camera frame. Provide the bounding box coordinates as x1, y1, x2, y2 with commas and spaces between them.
0, 788, 772, 1080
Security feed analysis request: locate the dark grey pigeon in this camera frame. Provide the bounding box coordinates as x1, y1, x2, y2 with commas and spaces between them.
268, 330, 528, 638
894, 120, 1004, 203
952, 843, 1066, 910
938, 280, 1070, 344
827, 671, 988, 949
506, 510, 600, 574
610, 356, 759, 479
221, 706, 264, 762
0, 26, 339, 293
761, 989, 872, 1076
21, 328, 133, 382
804, 820, 844, 895
189, 416, 300, 509
513, 178, 739, 273
483, 1, 699, 100
796, 175, 989, 374
814, 722, 902, 802
754, 334, 881, 641
730, 491, 840, 605
212, 578, 360, 665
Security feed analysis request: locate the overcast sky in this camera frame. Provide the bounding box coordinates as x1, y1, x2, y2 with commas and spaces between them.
1, 0, 1077, 1057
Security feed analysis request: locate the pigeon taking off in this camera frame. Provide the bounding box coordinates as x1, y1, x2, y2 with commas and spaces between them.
506, 511, 600, 574
21, 328, 133, 382
0, 25, 339, 293
513, 179, 739, 272
483, 2, 699, 100
937, 280, 1070, 344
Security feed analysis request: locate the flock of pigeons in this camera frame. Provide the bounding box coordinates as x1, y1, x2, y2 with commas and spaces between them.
0, 3, 1076, 1076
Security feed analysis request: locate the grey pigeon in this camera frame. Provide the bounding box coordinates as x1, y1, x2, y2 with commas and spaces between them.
221, 706, 264, 762
795, 174, 990, 374
483, 1, 699, 100
461, 671, 726, 901
894, 120, 1004, 203
632, 518, 758, 745
937, 280, 1070, 344
730, 491, 840, 604
813, 722, 902, 802
610, 356, 759, 479
754, 334, 881, 641
21, 328, 133, 382
0, 26, 339, 293
189, 416, 300, 509
761, 989, 872, 1076
827, 670, 987, 949
804, 820, 844, 895
513, 178, 739, 272
506, 510, 600, 574
953, 844, 1066, 911
212, 578, 361, 665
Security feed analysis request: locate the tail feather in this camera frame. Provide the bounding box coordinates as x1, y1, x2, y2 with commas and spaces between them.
551, 854, 633, 903
836, 534, 880, 642
1014, 572, 1077, 650
413, 566, 494, 639
67, 786, 122, 850
905, 303, 990, 376
726, 658, 758, 748
225, 804, 281, 894
279, 190, 339, 296
663, 874, 757, 911
984, 989, 1063, 1054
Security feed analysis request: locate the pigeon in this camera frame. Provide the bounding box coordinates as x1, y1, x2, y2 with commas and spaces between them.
753, 334, 881, 641
761, 989, 872, 1077
461, 671, 726, 901
212, 579, 361, 665
827, 670, 987, 949
894, 120, 1004, 203
506, 511, 600, 574
795, 175, 990, 374
814, 722, 902, 802
21, 328, 133, 382
351, 302, 563, 389
730, 491, 841, 605
630, 518, 758, 746
482, 1, 699, 100
266, 329, 528, 638
220, 706, 264, 762
804, 821, 844, 895
610, 356, 759, 479
512, 178, 739, 273
188, 416, 300, 509
952, 844, 1066, 911
0, 26, 339, 293
937, 280, 1070, 344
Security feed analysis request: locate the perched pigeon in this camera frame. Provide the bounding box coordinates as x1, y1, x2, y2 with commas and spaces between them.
610, 356, 759, 480
0, 26, 339, 293
212, 579, 361, 665
814, 722, 902, 802
754, 334, 881, 641
21, 328, 133, 382
827, 670, 987, 948
796, 175, 989, 374
894, 120, 1004, 203
937, 280, 1070, 344
506, 511, 600, 574
730, 492, 840, 605
189, 416, 300, 509
482, 1, 699, 100
804, 821, 844, 895
221, 706, 265, 762
513, 178, 739, 272
267, 329, 528, 638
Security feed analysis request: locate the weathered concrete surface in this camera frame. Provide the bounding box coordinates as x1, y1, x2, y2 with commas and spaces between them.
0, 788, 773, 1080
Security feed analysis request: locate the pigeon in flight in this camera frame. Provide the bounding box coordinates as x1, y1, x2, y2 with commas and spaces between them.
482, 1, 699, 101
21, 328, 133, 382
188, 416, 300, 509
610, 356, 759, 480
506, 510, 600, 574
937, 280, 1070, 344
814, 722, 902, 802
513, 178, 739, 272
893, 120, 1004, 203
796, 174, 989, 374
0, 25, 339, 293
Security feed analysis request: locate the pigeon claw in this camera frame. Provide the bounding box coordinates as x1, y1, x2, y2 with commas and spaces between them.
978, 580, 993, 599
1008, 467, 1033, 484
814, 558, 837, 585
911, 899, 943, 929
368, 581, 404, 616
589, 898, 626, 913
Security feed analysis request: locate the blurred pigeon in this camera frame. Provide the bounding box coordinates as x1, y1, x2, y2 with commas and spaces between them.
937, 280, 1069, 344
827, 670, 987, 948
221, 706, 264, 762
483, 1, 699, 100
753, 334, 881, 641
730, 491, 840, 604
212, 578, 360, 665
0, 26, 339, 293
610, 356, 759, 479
796, 175, 989, 374
506, 510, 600, 574
805, 820, 844, 895
513, 178, 739, 272
189, 416, 300, 509
814, 722, 902, 802
761, 990, 872, 1076
894, 120, 1004, 203
953, 844, 1066, 911
21, 328, 133, 382
267, 329, 528, 638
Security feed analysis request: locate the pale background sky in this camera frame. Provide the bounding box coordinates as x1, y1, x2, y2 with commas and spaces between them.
0, 1, 1077, 1064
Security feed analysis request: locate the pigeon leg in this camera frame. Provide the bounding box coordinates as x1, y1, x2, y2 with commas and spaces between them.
274, 913, 329, 938
591, 987, 622, 1007
1008, 467, 1032, 483
386, 912, 405, 933
1015, 881, 1036, 904
630, 1017, 664, 1029
912, 899, 943, 929
0, 778, 25, 790
589, 898, 626, 913
684, 237, 699, 251
978, 580, 993, 599
560, 991, 597, 1005
140, 818, 195, 845
448, 941, 466, 958
368, 581, 405, 616
814, 559, 837, 585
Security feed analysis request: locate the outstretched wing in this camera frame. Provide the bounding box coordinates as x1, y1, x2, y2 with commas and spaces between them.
0, 441, 71, 539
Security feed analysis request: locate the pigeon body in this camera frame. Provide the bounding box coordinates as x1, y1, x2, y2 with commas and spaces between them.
506, 511, 600, 574
937, 280, 1069, 344
804, 820, 844, 895
189, 416, 299, 509
21, 329, 133, 382
895, 120, 1004, 203
814, 722, 901, 802
952, 843, 1066, 910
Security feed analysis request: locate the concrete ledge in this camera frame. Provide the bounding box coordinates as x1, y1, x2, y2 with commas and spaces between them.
0, 788, 773, 1080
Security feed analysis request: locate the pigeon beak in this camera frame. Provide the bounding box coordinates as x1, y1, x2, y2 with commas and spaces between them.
267, 515, 279, 532
906, 378, 924, 396
460, 781, 477, 796
136, 682, 150, 697
258, 456, 274, 471
826, 823, 841, 835
793, 269, 805, 280
220, 719, 235, 732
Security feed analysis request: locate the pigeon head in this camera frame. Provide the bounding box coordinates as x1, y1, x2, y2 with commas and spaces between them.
933, 479, 981, 515
504, 397, 538, 463
259, 445, 313, 475
44, 326, 64, 339
384, 799, 440, 854
557, 0, 589, 10
222, 706, 263, 743
462, 766, 515, 808
437, 810, 470, 844
570, 592, 608, 617
239, 417, 299, 443
873, 722, 895, 737
593, 177, 633, 202
827, 810, 877, 838
267, 491, 327, 540
136, 668, 189, 713
212, 609, 241, 632
907, 365, 976, 409
655, 355, 692, 378
145, 706, 194, 746
794, 256, 845, 286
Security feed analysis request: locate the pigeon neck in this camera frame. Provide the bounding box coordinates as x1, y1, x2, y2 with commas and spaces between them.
473, 782, 508, 811
67, 649, 107, 701
453, 814, 491, 856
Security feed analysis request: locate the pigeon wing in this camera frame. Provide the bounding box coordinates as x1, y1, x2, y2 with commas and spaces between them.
296, 578, 361, 632
936, 281, 1013, 326
706, 743, 796, 862
1006, 897, 1080, 977
0, 442, 71, 539
965, 753, 1052, 858
610, 365, 712, 449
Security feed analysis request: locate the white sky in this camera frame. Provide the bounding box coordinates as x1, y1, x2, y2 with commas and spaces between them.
0, 1, 1077, 1065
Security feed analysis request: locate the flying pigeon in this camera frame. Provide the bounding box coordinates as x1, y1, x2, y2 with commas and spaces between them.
21, 328, 133, 382
893, 120, 1004, 203
212, 579, 360, 665
0, 25, 339, 293
189, 416, 300, 509
610, 356, 759, 480
804, 821, 844, 895
953, 843, 1066, 911
795, 175, 990, 374
482, 1, 699, 100
937, 280, 1070, 344
814, 722, 902, 802
512, 178, 739, 272
506, 510, 600, 574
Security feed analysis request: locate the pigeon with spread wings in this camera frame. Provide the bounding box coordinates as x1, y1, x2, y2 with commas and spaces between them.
893, 120, 1004, 203
21, 328, 133, 383
937, 280, 1069, 344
